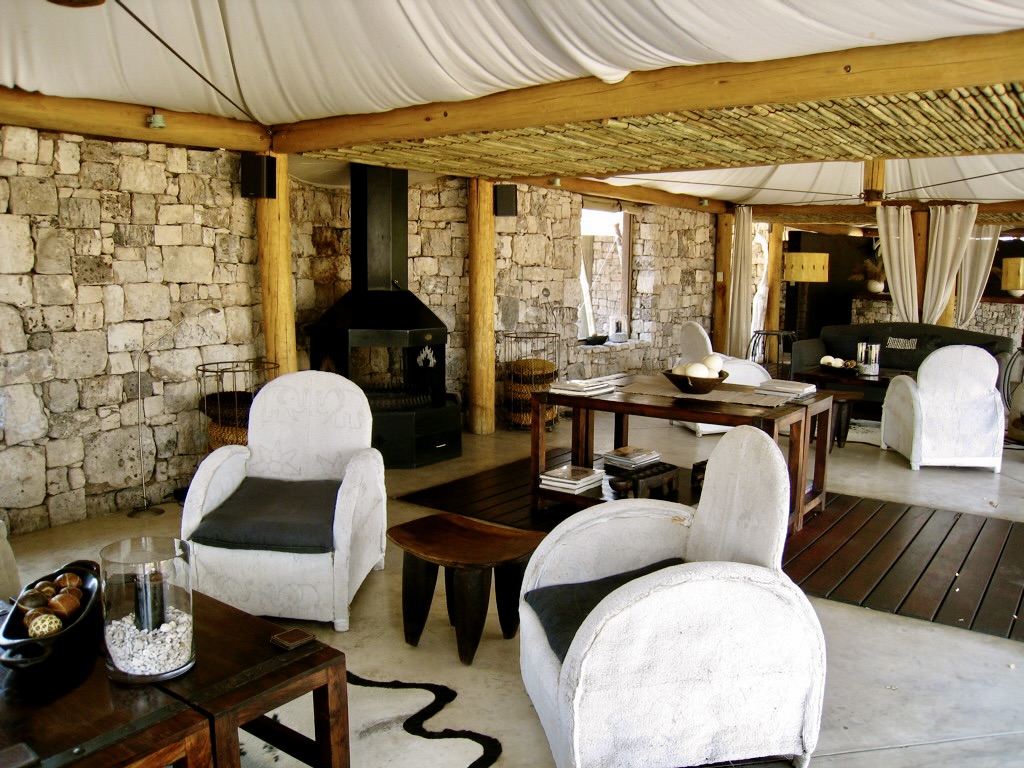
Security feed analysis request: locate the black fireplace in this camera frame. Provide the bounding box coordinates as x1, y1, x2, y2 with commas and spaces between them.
307, 164, 462, 468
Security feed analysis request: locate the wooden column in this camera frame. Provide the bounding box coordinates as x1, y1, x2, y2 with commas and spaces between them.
256, 152, 298, 374
911, 209, 929, 320
765, 224, 785, 331
712, 212, 734, 353
467, 178, 496, 434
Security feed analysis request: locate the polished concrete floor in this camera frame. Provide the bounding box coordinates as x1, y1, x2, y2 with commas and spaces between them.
10, 414, 1024, 767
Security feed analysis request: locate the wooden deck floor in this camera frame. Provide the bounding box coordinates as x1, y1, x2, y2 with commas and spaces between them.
399, 453, 1024, 641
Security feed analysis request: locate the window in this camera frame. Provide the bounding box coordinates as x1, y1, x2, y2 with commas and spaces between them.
580, 205, 632, 339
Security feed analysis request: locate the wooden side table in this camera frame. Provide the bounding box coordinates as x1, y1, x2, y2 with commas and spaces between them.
387, 513, 546, 664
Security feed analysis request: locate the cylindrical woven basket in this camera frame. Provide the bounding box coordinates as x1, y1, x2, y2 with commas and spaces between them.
206, 422, 248, 450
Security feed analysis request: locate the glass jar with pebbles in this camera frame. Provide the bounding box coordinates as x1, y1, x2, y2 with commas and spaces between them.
100, 537, 194, 683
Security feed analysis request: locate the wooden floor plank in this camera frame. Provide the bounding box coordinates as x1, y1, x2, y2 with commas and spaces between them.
899, 512, 986, 621
783, 497, 885, 586
973, 522, 1024, 638
862, 510, 959, 614
934, 517, 1013, 631
800, 501, 910, 599
783, 493, 861, 567
827, 505, 932, 605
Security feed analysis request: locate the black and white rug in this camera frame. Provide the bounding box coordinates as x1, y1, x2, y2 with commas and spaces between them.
239, 672, 502, 768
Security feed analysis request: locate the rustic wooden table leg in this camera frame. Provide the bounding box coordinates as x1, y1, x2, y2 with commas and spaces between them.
401, 552, 438, 646
786, 412, 808, 532
313, 661, 350, 768
614, 413, 628, 449
530, 394, 545, 511
212, 715, 242, 768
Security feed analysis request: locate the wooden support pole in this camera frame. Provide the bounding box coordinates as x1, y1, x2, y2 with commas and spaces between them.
911, 209, 929, 319
863, 159, 886, 207
256, 152, 298, 374
765, 224, 785, 333
712, 213, 734, 353
467, 178, 496, 435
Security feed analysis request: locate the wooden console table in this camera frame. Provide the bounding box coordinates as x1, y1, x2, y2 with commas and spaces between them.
530, 376, 832, 532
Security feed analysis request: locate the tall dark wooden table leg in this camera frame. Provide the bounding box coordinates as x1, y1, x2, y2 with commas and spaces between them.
449, 567, 492, 664
401, 552, 438, 646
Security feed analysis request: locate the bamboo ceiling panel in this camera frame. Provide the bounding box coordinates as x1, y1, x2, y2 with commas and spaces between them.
309, 85, 1024, 182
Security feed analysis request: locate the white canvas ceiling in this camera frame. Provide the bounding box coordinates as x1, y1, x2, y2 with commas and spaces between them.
3, 0, 1024, 213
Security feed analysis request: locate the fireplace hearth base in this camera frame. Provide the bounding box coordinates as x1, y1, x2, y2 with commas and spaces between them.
371, 395, 462, 468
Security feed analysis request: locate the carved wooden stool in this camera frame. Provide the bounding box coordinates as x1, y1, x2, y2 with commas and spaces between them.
387, 513, 546, 664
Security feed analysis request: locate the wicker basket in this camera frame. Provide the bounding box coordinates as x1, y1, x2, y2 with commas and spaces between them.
207, 422, 248, 450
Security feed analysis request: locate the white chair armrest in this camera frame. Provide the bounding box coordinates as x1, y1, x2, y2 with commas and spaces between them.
181, 445, 250, 539
880, 374, 921, 452
521, 499, 692, 595
558, 561, 825, 768
333, 446, 387, 550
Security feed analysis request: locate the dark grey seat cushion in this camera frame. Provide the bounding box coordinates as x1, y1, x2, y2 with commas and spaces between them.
524, 558, 684, 663
191, 476, 340, 554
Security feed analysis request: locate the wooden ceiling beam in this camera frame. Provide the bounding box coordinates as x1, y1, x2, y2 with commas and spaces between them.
510, 176, 729, 214
0, 87, 270, 151
271, 29, 1024, 154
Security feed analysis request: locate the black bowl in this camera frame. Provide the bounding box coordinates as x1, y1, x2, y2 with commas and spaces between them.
662, 369, 729, 395
0, 560, 102, 673
581, 335, 608, 346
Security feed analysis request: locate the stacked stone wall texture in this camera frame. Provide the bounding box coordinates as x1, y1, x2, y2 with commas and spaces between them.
0, 126, 266, 533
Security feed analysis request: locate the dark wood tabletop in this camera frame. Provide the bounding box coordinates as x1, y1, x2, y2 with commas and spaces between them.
0, 604, 211, 768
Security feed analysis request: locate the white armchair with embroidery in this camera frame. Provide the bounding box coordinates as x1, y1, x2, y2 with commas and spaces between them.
881, 345, 1003, 473
182, 370, 387, 631
519, 427, 826, 768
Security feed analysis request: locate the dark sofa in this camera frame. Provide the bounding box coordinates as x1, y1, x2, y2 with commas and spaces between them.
791, 322, 1014, 404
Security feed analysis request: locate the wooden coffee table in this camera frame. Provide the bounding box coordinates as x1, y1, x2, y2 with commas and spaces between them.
0, 593, 349, 768
157, 592, 349, 768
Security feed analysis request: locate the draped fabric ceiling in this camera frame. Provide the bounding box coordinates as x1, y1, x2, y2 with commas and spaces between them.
3, 0, 1024, 230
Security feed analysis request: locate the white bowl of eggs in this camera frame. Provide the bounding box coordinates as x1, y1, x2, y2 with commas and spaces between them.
663, 354, 729, 394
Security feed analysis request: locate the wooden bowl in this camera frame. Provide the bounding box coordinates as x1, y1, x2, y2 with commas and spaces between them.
662, 369, 729, 395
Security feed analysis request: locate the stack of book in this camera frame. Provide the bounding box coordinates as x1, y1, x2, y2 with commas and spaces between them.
539, 464, 606, 493
548, 379, 616, 396
602, 445, 662, 470
754, 379, 817, 398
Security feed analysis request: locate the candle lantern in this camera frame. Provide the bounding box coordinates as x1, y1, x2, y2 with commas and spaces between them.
99, 537, 194, 682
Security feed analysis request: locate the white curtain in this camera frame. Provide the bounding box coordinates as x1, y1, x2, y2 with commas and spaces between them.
876, 206, 919, 323
955, 224, 1002, 328
922, 204, 978, 324
727, 206, 753, 357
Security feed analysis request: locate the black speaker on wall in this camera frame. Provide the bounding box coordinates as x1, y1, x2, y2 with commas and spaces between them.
240, 153, 276, 198
493, 184, 517, 216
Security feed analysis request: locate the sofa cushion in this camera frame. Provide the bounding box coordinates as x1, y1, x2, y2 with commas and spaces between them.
524, 558, 684, 663
191, 476, 340, 554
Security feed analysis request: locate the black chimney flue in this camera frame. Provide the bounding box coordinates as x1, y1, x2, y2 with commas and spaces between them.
350, 163, 408, 291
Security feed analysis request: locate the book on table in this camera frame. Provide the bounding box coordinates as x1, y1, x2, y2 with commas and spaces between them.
548, 379, 616, 396
754, 379, 816, 396
602, 445, 661, 469
539, 464, 605, 492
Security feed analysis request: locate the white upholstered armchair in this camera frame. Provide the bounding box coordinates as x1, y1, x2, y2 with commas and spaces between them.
881, 345, 1004, 473
520, 426, 826, 768
182, 370, 387, 631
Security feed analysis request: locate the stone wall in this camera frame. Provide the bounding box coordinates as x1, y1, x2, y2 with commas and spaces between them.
0, 125, 263, 534
0, 123, 722, 531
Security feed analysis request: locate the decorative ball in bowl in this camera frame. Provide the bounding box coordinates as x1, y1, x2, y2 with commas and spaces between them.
662, 369, 729, 395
